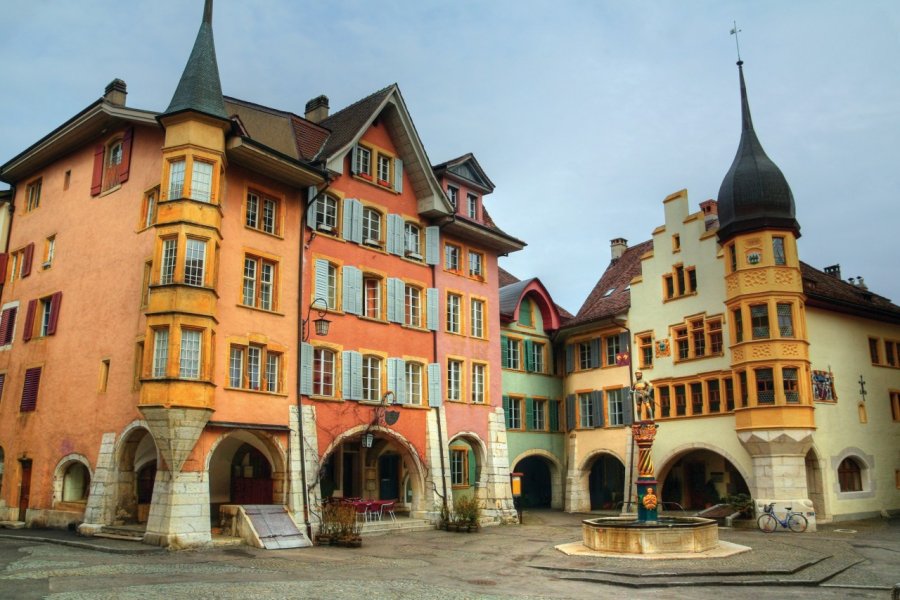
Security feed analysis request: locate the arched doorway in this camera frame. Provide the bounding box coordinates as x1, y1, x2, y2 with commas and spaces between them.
804, 449, 825, 519
231, 444, 273, 504
660, 449, 749, 510
115, 427, 158, 524
515, 456, 552, 508
207, 431, 285, 521
588, 454, 625, 510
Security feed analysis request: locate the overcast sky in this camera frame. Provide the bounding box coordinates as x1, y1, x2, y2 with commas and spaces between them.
2, 1, 898, 313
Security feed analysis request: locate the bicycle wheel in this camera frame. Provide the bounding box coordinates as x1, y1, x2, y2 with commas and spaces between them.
757, 514, 778, 533
788, 513, 808, 533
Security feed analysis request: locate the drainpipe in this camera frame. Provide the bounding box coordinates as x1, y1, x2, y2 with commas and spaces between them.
431, 214, 455, 511
296, 180, 331, 539
614, 318, 636, 514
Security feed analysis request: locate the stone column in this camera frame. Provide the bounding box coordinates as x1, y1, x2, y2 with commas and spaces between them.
296, 404, 321, 531
482, 407, 517, 523
564, 432, 589, 512
79, 432, 117, 535
423, 406, 451, 520
143, 469, 211, 547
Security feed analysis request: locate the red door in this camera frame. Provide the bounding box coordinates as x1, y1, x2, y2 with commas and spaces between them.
18, 460, 32, 522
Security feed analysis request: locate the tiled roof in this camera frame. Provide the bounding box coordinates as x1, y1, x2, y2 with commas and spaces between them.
801, 262, 900, 323
316, 84, 396, 160
291, 116, 331, 161
498, 267, 520, 288
568, 240, 653, 327
499, 278, 536, 319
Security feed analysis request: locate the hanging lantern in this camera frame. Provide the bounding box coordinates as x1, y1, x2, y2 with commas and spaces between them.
362, 432, 375, 448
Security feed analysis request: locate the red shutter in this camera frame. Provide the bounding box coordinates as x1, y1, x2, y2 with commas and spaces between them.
118, 127, 134, 183
21, 243, 34, 277
46, 291, 62, 336
0, 253, 8, 281
91, 144, 105, 196
0, 306, 16, 345
20, 367, 41, 412
0, 373, 6, 401
22, 299, 36, 342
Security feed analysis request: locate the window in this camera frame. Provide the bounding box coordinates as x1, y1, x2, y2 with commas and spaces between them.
20, 367, 42, 412
64, 170, 71, 190
672, 234, 681, 252
518, 300, 533, 327
756, 368, 775, 404
505, 397, 522, 429
450, 448, 468, 486
446, 293, 461, 333
468, 251, 484, 278
160, 238, 177, 285
355, 146, 371, 177
777, 304, 794, 337
837, 458, 863, 492
729, 244, 737, 272
404, 285, 422, 328
783, 367, 799, 403
404, 223, 421, 258
733, 308, 744, 343
168, 160, 186, 199
638, 334, 653, 369
467, 194, 478, 219
675, 327, 689, 360
191, 161, 214, 202
530, 342, 545, 374
363, 276, 381, 319
773, 237, 786, 265
738, 371, 748, 408
230, 344, 282, 393
579, 393, 596, 428
99, 359, 110, 393
890, 390, 900, 421
504, 337, 521, 370
709, 319, 723, 354
43, 236, 55, 269
315, 195, 338, 232
143, 188, 158, 228
103, 139, 124, 192
605, 335, 620, 366
246, 192, 279, 235
266, 353, 280, 394
885, 341, 898, 367
578, 341, 593, 370
26, 178, 42, 212
406, 362, 423, 405
0, 304, 18, 347
663, 264, 697, 300
312, 348, 335, 396
152, 328, 169, 378
674, 384, 687, 416
447, 186, 458, 209
183, 239, 206, 287
470, 298, 485, 338
35, 294, 63, 338
725, 378, 735, 411
471, 363, 486, 403
751, 305, 770, 339
377, 155, 391, 184
690, 320, 705, 357
658, 386, 671, 418
868, 338, 880, 364
691, 382, 703, 415
447, 359, 462, 402
362, 208, 382, 246
532, 399, 546, 430
444, 244, 461, 272
243, 255, 277, 311
708, 380, 721, 412
62, 462, 91, 502
179, 329, 202, 379
362, 355, 381, 402
608, 388, 625, 426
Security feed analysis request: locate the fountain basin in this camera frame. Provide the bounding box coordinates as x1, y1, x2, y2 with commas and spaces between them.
582, 516, 718, 554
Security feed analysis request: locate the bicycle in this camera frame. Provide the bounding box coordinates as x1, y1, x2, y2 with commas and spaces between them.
756, 502, 808, 533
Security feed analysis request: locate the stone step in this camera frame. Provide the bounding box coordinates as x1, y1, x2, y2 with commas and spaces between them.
93, 532, 145, 542
360, 519, 433, 536
0, 521, 26, 529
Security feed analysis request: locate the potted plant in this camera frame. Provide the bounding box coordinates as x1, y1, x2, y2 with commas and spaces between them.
453, 496, 482, 533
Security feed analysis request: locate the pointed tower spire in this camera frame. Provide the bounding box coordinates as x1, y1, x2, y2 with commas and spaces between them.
162, 0, 227, 121
716, 60, 799, 242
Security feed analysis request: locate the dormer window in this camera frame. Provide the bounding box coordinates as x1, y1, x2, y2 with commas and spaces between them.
377, 155, 391, 183
467, 194, 478, 219
447, 186, 458, 210
354, 146, 372, 178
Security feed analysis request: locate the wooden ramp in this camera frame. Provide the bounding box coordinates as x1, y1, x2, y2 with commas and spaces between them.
242, 505, 311, 549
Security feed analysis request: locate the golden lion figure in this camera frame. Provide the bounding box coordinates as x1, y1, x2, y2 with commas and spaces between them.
642, 487, 658, 511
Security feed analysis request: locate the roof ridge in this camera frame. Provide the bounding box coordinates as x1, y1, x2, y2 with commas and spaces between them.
321, 83, 397, 124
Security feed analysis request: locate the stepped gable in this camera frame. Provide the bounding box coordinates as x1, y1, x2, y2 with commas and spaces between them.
569, 239, 653, 326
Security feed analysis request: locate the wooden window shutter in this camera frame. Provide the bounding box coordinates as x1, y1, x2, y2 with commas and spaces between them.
502, 395, 511, 427
20, 366, 42, 412
0, 373, 5, 402
46, 292, 62, 336
426, 288, 438, 331
393, 158, 403, 193
622, 388, 634, 425
592, 390, 604, 427
117, 127, 134, 183
565, 344, 574, 373
549, 399, 560, 431
427, 363, 442, 407
424, 226, 439, 265
590, 338, 601, 369
565, 394, 576, 431
22, 243, 35, 277
91, 144, 105, 196
0, 253, 8, 281
305, 186, 318, 228
342, 266, 361, 315
314, 259, 330, 308
0, 306, 16, 345
525, 397, 534, 430
350, 145, 359, 175
300, 342, 313, 395
618, 332, 631, 365
22, 299, 37, 342
500, 336, 509, 369
524, 339, 534, 372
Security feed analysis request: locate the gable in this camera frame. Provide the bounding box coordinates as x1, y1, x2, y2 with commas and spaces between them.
448, 162, 492, 191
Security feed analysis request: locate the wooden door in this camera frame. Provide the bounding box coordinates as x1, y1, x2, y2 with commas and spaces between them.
18, 460, 32, 522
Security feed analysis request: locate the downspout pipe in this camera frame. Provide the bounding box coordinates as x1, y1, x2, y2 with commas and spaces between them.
431, 214, 455, 511
614, 318, 636, 514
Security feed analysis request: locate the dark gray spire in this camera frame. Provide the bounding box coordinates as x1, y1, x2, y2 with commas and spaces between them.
162, 0, 227, 121
716, 61, 799, 242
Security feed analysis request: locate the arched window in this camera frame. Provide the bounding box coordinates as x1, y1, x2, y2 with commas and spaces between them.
362, 207, 382, 246
315, 195, 339, 233
62, 462, 91, 502
837, 457, 862, 492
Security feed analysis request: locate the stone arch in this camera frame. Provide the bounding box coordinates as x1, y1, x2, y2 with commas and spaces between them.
206, 429, 289, 514
448, 431, 488, 495
511, 449, 564, 509
52, 453, 93, 505
656, 443, 752, 511
830, 446, 876, 499
111, 422, 159, 524
804, 445, 828, 519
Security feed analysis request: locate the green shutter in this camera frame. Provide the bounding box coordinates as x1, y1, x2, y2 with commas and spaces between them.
524, 339, 534, 372
549, 400, 560, 431
468, 447, 476, 487
426, 288, 439, 331
306, 186, 318, 229
501, 335, 509, 369
525, 397, 534, 430
565, 345, 574, 373
502, 395, 511, 428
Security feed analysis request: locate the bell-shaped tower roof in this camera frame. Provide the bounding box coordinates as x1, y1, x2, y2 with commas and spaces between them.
716, 61, 799, 242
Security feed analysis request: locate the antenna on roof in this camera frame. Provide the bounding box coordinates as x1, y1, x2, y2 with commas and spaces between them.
730, 20, 742, 63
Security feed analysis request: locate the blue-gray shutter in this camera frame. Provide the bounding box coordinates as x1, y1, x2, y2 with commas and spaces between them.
314, 259, 331, 309
342, 198, 362, 244
351, 352, 363, 400
350, 145, 359, 175
393, 158, 403, 193
565, 345, 574, 373
300, 342, 313, 395
426, 288, 438, 331
590, 338, 601, 369
502, 395, 511, 428
387, 278, 404, 323
427, 363, 442, 407
622, 388, 634, 425
501, 336, 509, 369
342, 350, 356, 401
525, 397, 534, 430
592, 390, 604, 428
389, 358, 406, 404
566, 394, 576, 431
425, 226, 440, 265
387, 358, 397, 402
386, 214, 404, 256
618, 332, 630, 365
549, 399, 560, 431
524, 339, 534, 372
306, 186, 318, 229
342, 265, 361, 315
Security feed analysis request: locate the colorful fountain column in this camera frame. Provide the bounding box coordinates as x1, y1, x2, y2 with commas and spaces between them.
631, 372, 659, 522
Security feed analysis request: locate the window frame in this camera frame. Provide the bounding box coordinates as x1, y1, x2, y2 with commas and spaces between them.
403, 222, 422, 259
404, 284, 422, 328
447, 358, 463, 402
361, 355, 382, 402
26, 178, 42, 212
406, 361, 423, 405
242, 254, 278, 312
362, 207, 383, 247
312, 346, 336, 397
450, 447, 469, 487
314, 195, 339, 233
245, 191, 281, 236
468, 251, 484, 279
470, 298, 485, 338
471, 362, 486, 404
446, 293, 462, 334
444, 243, 461, 273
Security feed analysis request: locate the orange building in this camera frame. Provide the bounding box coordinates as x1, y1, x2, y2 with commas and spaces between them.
0, 1, 521, 545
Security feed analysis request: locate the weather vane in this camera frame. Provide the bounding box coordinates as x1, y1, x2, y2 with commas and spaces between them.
730, 21, 742, 62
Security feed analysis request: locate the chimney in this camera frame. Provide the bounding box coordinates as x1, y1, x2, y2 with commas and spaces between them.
699, 199, 718, 231
305, 95, 329, 123
610, 238, 628, 261
824, 264, 841, 280
104, 79, 127, 106
856, 276, 868, 290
